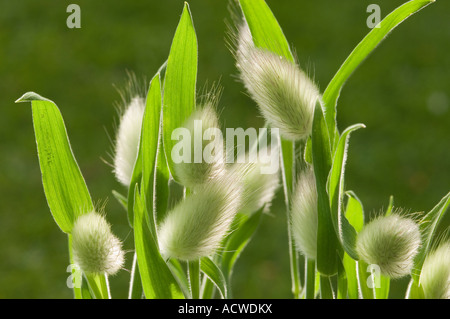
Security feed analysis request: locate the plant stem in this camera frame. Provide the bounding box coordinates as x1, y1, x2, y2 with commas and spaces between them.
305, 258, 316, 299
188, 259, 200, 299
200, 276, 215, 299
287, 229, 301, 298
128, 252, 143, 299
320, 274, 335, 299
85, 272, 110, 299
280, 139, 301, 299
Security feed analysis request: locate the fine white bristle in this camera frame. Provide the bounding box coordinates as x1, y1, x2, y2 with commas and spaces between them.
113, 96, 146, 187
71, 211, 125, 275
235, 24, 320, 141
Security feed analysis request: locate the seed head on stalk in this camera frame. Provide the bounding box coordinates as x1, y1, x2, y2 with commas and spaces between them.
290, 168, 318, 260
158, 170, 242, 261
71, 211, 125, 275
356, 213, 421, 278
419, 241, 450, 299
234, 23, 320, 141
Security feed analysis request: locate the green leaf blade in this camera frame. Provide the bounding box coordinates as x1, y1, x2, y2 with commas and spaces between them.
163, 2, 198, 182
238, 0, 293, 62
18, 93, 93, 233
322, 0, 436, 144
201, 257, 228, 299
311, 103, 338, 276
133, 184, 184, 299
221, 210, 263, 279
127, 72, 163, 230
328, 124, 365, 260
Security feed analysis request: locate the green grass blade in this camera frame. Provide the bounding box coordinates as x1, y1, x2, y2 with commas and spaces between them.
344, 191, 365, 232
311, 102, 338, 276
188, 259, 200, 299
328, 124, 365, 260
133, 184, 184, 299
154, 125, 170, 225
16, 92, 93, 233
167, 259, 190, 298
322, 0, 436, 144
163, 2, 197, 182
412, 191, 450, 283
385, 195, 395, 216
357, 260, 374, 299
201, 257, 228, 299
238, 0, 293, 62
141, 74, 163, 234
221, 210, 263, 279
406, 278, 425, 299
343, 191, 365, 299
342, 253, 358, 299
127, 73, 163, 231
374, 274, 390, 299
112, 190, 128, 212
319, 274, 335, 299
85, 273, 110, 299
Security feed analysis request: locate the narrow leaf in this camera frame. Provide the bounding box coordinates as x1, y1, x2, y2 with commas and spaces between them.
127, 73, 163, 231
342, 253, 358, 299
167, 259, 190, 298
238, 0, 293, 62
311, 102, 338, 275
201, 257, 228, 299
16, 92, 93, 233
133, 184, 184, 299
163, 2, 197, 182
357, 260, 374, 299
112, 190, 127, 212
322, 0, 436, 144
406, 278, 425, 299
154, 124, 170, 225
344, 191, 365, 232
385, 195, 395, 216
328, 124, 365, 260
221, 210, 263, 279
374, 274, 390, 299
343, 191, 365, 298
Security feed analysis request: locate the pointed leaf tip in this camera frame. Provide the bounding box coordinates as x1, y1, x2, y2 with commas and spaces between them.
15, 92, 52, 103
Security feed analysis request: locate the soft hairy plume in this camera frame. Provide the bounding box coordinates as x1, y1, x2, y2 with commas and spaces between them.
419, 241, 450, 299
71, 211, 125, 275
235, 23, 320, 141
173, 103, 226, 188
113, 95, 145, 187
290, 168, 318, 260
356, 214, 421, 278
235, 154, 280, 215
158, 171, 242, 261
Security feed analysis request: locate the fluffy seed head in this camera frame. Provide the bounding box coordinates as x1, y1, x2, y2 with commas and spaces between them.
113, 96, 145, 187
158, 171, 242, 261
173, 104, 225, 188
419, 242, 450, 299
232, 147, 280, 215
290, 169, 318, 260
71, 211, 125, 275
356, 214, 421, 279
235, 24, 320, 141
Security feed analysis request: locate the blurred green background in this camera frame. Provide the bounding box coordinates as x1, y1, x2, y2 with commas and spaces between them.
1, 0, 449, 298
